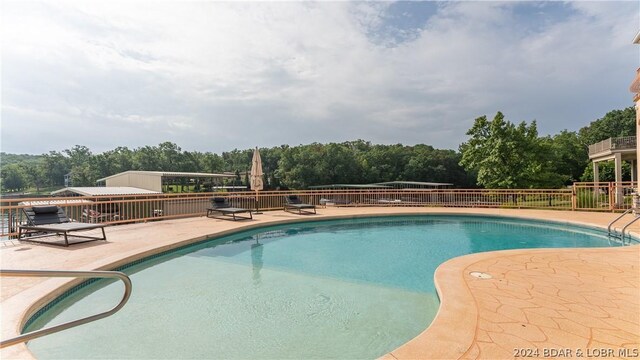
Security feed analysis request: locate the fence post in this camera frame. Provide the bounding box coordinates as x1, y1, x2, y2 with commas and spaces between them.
608, 182, 614, 211
571, 184, 576, 211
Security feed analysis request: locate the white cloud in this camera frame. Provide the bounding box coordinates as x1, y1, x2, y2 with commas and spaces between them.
1, 0, 638, 155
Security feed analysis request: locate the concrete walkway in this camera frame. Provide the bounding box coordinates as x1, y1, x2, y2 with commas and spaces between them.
1, 208, 639, 359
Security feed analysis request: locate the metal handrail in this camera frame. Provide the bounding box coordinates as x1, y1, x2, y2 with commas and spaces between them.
621, 216, 640, 242
607, 208, 634, 236
0, 269, 132, 348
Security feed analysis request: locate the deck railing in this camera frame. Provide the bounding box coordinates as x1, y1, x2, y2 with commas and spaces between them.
588, 136, 636, 156
1, 183, 637, 238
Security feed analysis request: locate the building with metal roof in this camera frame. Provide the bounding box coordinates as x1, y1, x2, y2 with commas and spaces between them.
51, 187, 162, 197
95, 171, 237, 193
19, 199, 94, 206
309, 181, 453, 190
308, 184, 391, 189
374, 181, 453, 189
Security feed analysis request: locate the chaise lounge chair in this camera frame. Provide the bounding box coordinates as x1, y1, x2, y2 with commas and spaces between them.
284, 195, 316, 215
18, 206, 107, 247
207, 197, 253, 221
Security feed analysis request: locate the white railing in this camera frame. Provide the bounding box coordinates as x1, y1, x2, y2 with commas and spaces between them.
588, 136, 636, 155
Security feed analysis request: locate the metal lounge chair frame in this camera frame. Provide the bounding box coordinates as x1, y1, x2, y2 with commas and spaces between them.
206, 197, 253, 221
18, 206, 107, 247
284, 195, 317, 215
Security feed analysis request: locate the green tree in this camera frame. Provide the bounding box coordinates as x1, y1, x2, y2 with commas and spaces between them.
106, 147, 134, 173
318, 143, 363, 184
360, 144, 408, 183
72, 163, 99, 186
158, 142, 182, 171
22, 162, 47, 193
259, 146, 286, 189
543, 130, 588, 185
459, 112, 561, 189
0, 153, 43, 166
575, 107, 636, 182
134, 146, 162, 170
404, 146, 474, 186
580, 162, 631, 182
200, 153, 225, 173
1, 164, 27, 192
277, 143, 324, 188
64, 145, 92, 168
222, 149, 252, 173
180, 151, 203, 172
578, 107, 636, 147
41, 151, 70, 186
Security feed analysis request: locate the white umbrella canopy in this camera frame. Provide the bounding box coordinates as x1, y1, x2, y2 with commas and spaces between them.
250, 147, 264, 191
250, 147, 264, 214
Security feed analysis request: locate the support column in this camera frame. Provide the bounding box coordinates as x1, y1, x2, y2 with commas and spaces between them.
631, 160, 636, 183
615, 153, 623, 207
593, 161, 600, 202
630, 34, 639, 204
637, 99, 640, 195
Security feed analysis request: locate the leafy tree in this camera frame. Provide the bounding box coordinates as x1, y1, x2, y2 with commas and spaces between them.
543, 131, 588, 185
257, 146, 285, 189
22, 162, 47, 193
134, 146, 162, 170
0, 153, 43, 166
106, 147, 135, 173
360, 144, 408, 183
318, 143, 363, 184
181, 151, 203, 172
580, 162, 631, 182
64, 145, 92, 168
41, 151, 70, 186
158, 142, 182, 171
277, 144, 323, 189
575, 107, 636, 182
404, 146, 475, 187
578, 107, 636, 147
1, 164, 27, 192
200, 153, 225, 173
69, 163, 96, 186
222, 149, 252, 173
459, 112, 561, 188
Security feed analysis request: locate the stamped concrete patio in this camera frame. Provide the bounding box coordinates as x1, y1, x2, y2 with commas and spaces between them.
1, 208, 639, 359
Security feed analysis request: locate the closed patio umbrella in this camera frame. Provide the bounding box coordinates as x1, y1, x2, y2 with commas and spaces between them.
250, 147, 264, 213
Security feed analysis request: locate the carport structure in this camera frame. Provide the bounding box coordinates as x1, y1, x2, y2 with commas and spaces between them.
96, 171, 237, 193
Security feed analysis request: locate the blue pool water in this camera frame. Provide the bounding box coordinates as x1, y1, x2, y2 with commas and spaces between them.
26, 216, 626, 359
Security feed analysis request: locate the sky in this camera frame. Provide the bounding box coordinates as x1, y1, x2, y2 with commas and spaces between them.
1, 0, 638, 155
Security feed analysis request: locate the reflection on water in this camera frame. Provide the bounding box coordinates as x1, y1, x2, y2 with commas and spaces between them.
251, 238, 263, 285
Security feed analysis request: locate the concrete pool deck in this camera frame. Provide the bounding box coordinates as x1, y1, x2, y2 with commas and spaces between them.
1, 207, 639, 359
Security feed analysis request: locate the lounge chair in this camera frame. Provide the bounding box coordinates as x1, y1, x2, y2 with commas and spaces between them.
207, 197, 253, 221
284, 195, 316, 215
18, 206, 107, 247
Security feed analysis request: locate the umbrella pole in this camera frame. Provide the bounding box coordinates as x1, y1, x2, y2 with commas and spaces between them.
254, 189, 262, 214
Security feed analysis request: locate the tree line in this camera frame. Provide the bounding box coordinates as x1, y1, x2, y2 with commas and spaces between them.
460, 107, 635, 188
0, 107, 635, 193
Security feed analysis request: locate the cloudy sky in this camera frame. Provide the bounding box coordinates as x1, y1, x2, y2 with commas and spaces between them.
1, 1, 638, 155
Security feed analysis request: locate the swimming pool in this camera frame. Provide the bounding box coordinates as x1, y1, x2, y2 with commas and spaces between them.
25, 215, 626, 359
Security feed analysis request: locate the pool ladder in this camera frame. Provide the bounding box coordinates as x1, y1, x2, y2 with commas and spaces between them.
0, 269, 132, 349
607, 208, 640, 242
